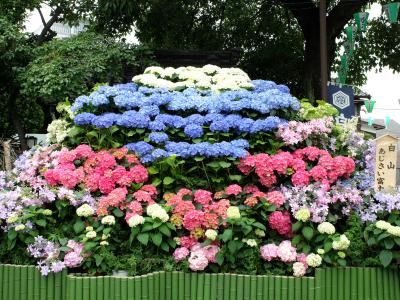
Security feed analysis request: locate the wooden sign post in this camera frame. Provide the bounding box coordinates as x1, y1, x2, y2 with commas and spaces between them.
374, 134, 398, 192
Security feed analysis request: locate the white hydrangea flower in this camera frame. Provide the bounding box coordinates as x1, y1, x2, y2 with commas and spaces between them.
100, 241, 109, 246
6, 214, 19, 224
161, 67, 176, 78
47, 119, 69, 144
387, 225, 400, 237
293, 262, 306, 277
295, 208, 311, 222
375, 220, 391, 230
202, 64, 221, 74
246, 239, 257, 247
205, 229, 218, 241
226, 206, 241, 219
332, 234, 350, 250
195, 80, 212, 90
153, 78, 175, 90
317, 249, 325, 255
144, 66, 164, 76
86, 231, 97, 239
306, 253, 322, 268
15, 224, 26, 232
101, 215, 116, 226
128, 215, 145, 228
76, 204, 95, 217
132, 65, 253, 92
215, 79, 240, 91
85, 226, 94, 232
317, 222, 336, 235
146, 204, 169, 222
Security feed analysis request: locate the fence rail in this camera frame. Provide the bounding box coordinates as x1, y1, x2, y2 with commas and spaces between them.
0, 264, 399, 300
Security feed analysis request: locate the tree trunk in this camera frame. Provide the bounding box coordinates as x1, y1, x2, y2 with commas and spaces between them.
7, 89, 28, 151
2, 140, 12, 171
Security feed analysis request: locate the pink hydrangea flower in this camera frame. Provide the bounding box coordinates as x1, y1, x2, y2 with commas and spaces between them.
277, 240, 297, 263
183, 210, 205, 231
173, 247, 190, 262
188, 251, 209, 271
266, 191, 285, 208
64, 251, 83, 268
225, 184, 242, 196
202, 245, 219, 263
180, 236, 198, 249
260, 244, 279, 261
194, 190, 213, 205
291, 170, 310, 186
269, 211, 292, 237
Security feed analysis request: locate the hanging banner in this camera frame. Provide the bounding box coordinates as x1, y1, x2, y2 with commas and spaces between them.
374, 134, 398, 192
327, 84, 355, 119
354, 12, 369, 32
345, 26, 354, 44
344, 40, 354, 58
383, 2, 400, 23
338, 67, 348, 84
341, 54, 349, 72
364, 99, 376, 113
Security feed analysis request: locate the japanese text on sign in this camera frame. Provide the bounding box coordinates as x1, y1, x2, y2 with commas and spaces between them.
374, 135, 398, 192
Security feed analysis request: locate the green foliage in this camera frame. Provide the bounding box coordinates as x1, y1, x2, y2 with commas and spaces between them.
20, 32, 154, 104
363, 213, 400, 268
339, 16, 400, 87
292, 220, 350, 267
299, 99, 339, 121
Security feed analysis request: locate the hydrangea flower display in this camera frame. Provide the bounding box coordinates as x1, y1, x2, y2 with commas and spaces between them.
1, 65, 396, 277
70, 66, 299, 163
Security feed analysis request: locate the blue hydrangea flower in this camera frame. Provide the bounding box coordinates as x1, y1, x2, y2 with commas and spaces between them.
125, 142, 154, 156
92, 113, 118, 128
184, 124, 204, 139
74, 113, 96, 125
139, 105, 160, 117
116, 111, 150, 128
148, 132, 169, 144
148, 121, 166, 131
71, 96, 90, 112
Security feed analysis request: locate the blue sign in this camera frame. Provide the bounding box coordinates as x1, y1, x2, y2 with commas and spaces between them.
327, 84, 355, 119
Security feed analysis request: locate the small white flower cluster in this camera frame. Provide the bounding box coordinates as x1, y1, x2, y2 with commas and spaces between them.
6, 214, 19, 224
132, 65, 254, 92
294, 208, 311, 222
242, 239, 257, 247
226, 206, 241, 219
128, 215, 145, 228
293, 262, 307, 277
76, 204, 95, 217
376, 220, 400, 237
86, 230, 97, 239
146, 204, 169, 222
306, 253, 322, 268
332, 234, 350, 250
46, 119, 69, 144
205, 229, 218, 241
15, 224, 26, 232
101, 215, 116, 225
317, 222, 336, 235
